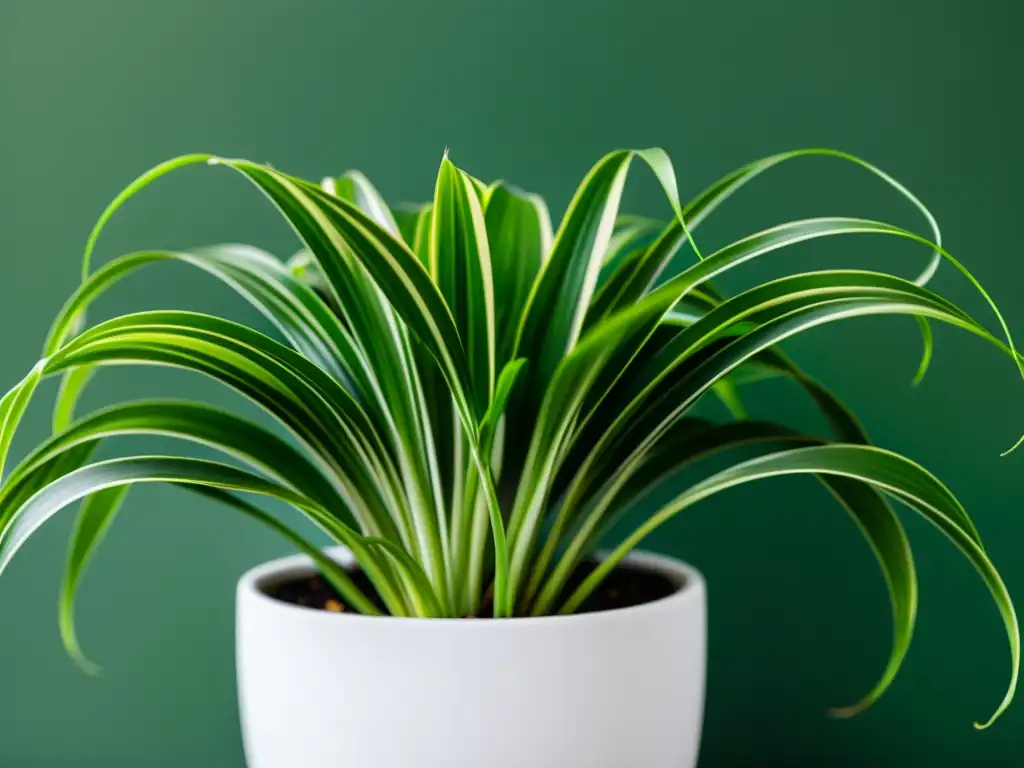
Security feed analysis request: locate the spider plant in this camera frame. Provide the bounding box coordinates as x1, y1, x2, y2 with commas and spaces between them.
0, 147, 1019, 727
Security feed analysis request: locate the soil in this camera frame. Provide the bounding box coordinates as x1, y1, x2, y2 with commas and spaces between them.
265, 558, 680, 617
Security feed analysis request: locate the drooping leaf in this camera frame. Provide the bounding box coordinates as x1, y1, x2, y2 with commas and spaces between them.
588, 148, 944, 325
0, 456, 388, 614
560, 443, 1016, 729
561, 287, 990, 565
521, 272, 1004, 610
42, 311, 408, 542
59, 485, 129, 673
538, 417, 917, 716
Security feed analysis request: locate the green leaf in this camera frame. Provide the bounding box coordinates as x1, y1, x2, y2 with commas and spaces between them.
601, 216, 664, 268
223, 159, 478, 424
81, 154, 215, 279
77, 154, 473, 609
513, 150, 633, 413
911, 315, 934, 386
506, 305, 651, 604
479, 358, 527, 454
325, 170, 400, 235
627, 271, 971, 407
507, 148, 700, 522
0, 361, 46, 480
59, 485, 129, 673
230, 159, 493, 609
454, 357, 528, 613
362, 535, 442, 617
4, 393, 429, 620
568, 284, 988, 557
430, 153, 496, 409
11, 400, 354, 518
393, 204, 430, 249
0, 456, 387, 614
522, 272, 1000, 611
188, 486, 409, 615
561, 443, 1016, 729
485, 183, 552, 370
565, 213, 1024, 513
52, 367, 95, 434
47, 246, 379, 414
550, 418, 917, 716
588, 148, 944, 325
710, 377, 747, 419
44, 311, 408, 543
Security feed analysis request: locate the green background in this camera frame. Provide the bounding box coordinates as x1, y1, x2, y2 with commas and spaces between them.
1, 0, 1021, 765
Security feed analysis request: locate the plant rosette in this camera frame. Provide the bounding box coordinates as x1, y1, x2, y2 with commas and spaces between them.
0, 146, 1020, 767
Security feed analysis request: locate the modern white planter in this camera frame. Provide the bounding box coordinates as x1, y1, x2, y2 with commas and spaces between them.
236, 547, 706, 768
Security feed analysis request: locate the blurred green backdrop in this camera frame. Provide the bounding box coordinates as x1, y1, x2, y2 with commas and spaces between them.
1, 0, 1022, 765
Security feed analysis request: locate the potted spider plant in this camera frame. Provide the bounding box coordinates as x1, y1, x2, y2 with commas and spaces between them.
0, 146, 1019, 768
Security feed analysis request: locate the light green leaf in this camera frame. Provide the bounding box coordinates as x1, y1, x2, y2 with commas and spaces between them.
59, 485, 129, 673
0, 456, 387, 614
523, 273, 1000, 611
43, 311, 408, 542
589, 148, 943, 325
561, 443, 1015, 729
513, 151, 633, 415
430, 154, 496, 408
550, 418, 917, 717
393, 204, 429, 249
0, 361, 46, 480
325, 170, 400, 235
486, 183, 552, 370
480, 358, 527, 453
710, 377, 747, 419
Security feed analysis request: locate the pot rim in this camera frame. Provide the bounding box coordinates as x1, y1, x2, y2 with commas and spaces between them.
238, 546, 704, 628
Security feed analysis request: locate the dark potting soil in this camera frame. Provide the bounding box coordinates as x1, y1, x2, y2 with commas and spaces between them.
265, 559, 680, 617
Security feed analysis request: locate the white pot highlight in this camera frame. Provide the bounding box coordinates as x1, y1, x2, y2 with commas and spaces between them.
236, 547, 706, 768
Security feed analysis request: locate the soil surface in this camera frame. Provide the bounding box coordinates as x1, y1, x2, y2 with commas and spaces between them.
265, 559, 679, 617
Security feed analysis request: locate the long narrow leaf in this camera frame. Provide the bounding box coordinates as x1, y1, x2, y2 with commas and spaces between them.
485, 183, 552, 371
523, 280, 999, 609
430, 153, 496, 409
0, 457, 388, 612
559, 444, 1016, 729
59, 486, 129, 672
588, 148, 943, 325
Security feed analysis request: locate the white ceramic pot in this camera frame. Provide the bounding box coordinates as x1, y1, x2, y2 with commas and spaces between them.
236, 547, 706, 768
